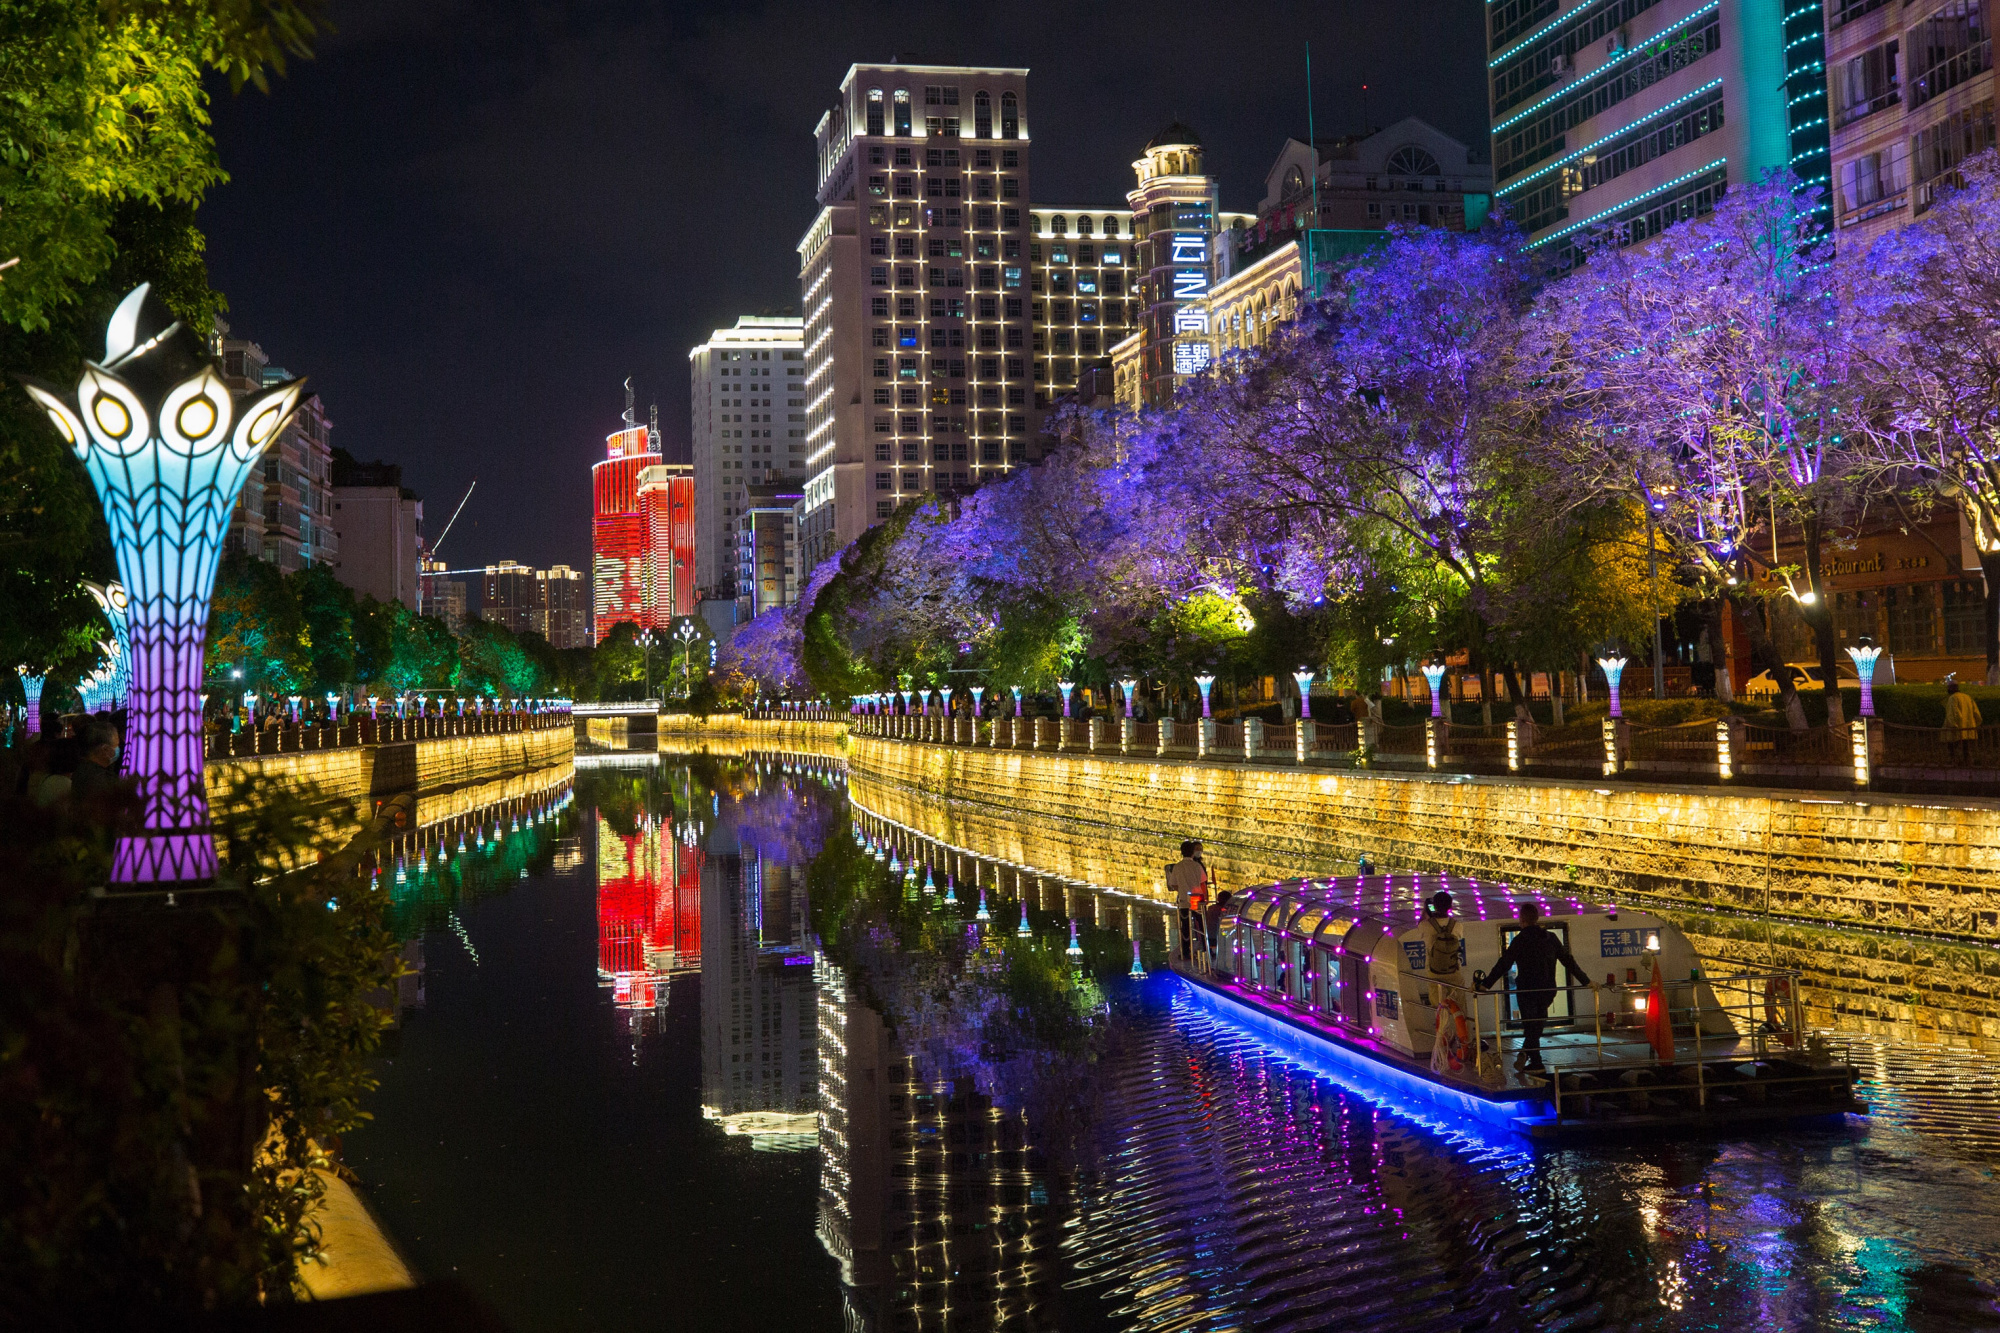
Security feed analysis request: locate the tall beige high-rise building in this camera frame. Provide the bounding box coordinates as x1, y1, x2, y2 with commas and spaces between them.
689, 316, 806, 602
798, 62, 1036, 576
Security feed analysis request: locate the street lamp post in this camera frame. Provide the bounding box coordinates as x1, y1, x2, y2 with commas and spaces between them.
637, 628, 655, 701
1846, 637, 1883, 717
1420, 658, 1448, 719
1194, 674, 1216, 718
22, 284, 306, 883
1058, 680, 1075, 717
1597, 653, 1630, 718
1292, 668, 1315, 721
1118, 677, 1138, 718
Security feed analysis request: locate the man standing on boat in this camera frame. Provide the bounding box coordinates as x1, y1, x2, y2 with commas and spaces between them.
1476, 902, 1589, 1074
1167, 840, 1208, 964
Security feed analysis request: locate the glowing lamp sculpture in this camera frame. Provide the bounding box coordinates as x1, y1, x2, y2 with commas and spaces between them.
325, 691, 340, 720
15, 668, 47, 735
21, 283, 305, 883
940, 686, 953, 714
1010, 685, 1023, 717
1420, 659, 1448, 718
1119, 677, 1138, 718
971, 686, 985, 716
1596, 653, 1629, 718
1293, 668, 1315, 721
1847, 637, 1883, 717
83, 580, 132, 708
1058, 680, 1075, 717
1195, 673, 1216, 717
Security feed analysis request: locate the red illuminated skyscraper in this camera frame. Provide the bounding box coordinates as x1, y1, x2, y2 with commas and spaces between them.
638, 463, 697, 621
591, 381, 661, 644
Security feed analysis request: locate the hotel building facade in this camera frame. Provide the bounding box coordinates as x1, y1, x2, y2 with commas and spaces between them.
798, 63, 1037, 575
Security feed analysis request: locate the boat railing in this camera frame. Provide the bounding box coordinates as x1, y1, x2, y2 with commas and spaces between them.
1432, 968, 1815, 1100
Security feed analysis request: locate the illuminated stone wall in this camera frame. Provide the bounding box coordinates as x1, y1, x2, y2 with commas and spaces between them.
656, 715, 847, 752
845, 739, 2000, 944
208, 727, 574, 807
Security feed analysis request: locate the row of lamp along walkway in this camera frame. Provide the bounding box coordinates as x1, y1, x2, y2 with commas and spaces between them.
846, 707, 1997, 792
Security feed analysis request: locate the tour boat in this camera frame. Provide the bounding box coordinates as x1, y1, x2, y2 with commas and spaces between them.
1179, 872, 1865, 1142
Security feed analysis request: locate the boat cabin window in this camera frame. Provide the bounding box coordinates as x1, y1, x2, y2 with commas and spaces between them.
1495, 921, 1575, 1024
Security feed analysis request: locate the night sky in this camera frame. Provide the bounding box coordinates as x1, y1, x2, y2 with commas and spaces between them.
201, 0, 1488, 575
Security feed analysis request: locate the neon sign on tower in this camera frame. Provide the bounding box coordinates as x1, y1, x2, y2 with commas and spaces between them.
591, 381, 661, 644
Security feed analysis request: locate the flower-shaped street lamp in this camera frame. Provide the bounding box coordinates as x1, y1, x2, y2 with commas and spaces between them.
1420, 657, 1448, 719
1596, 652, 1629, 718
1293, 668, 1316, 721
83, 580, 132, 709
1010, 685, 1023, 717
970, 686, 985, 716
242, 690, 258, 722
22, 285, 304, 883
15, 668, 47, 736
1195, 674, 1216, 717
1058, 680, 1075, 717
940, 686, 953, 714
287, 695, 302, 724
1119, 677, 1138, 718
325, 690, 340, 722
1847, 636, 1884, 717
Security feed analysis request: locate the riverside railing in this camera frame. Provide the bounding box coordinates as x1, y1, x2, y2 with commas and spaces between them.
204, 708, 571, 761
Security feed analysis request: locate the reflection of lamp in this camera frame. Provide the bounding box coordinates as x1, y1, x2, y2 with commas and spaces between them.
1018, 903, 1033, 937
1058, 680, 1075, 717
1293, 668, 1315, 721
1129, 939, 1147, 980
976, 889, 990, 922
22, 284, 304, 883
1597, 653, 1629, 718
943, 875, 957, 906
1420, 657, 1448, 718
1846, 636, 1883, 717
1118, 677, 1138, 718
1195, 673, 1216, 717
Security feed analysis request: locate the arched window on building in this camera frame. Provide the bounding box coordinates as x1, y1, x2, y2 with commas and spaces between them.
1103, 216, 1121, 236
866, 89, 884, 136
1386, 145, 1441, 180
1001, 91, 1018, 139
1076, 216, 1093, 236
1052, 214, 1068, 235
973, 90, 991, 138
893, 89, 911, 136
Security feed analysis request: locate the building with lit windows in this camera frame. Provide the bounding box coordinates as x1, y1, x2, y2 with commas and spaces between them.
591, 389, 661, 643
736, 480, 806, 623
418, 555, 465, 630
1826, 0, 1995, 243
332, 452, 422, 613
798, 63, 1036, 577
536, 564, 591, 649
689, 316, 805, 602
480, 560, 536, 633
1486, 0, 1812, 267
220, 331, 338, 573
1027, 207, 1138, 409
637, 463, 696, 622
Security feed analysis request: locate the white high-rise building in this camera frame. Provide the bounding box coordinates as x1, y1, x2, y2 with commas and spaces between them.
688, 316, 806, 602
798, 62, 1037, 577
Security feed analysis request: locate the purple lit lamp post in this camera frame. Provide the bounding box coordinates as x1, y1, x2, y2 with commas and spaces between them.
325, 691, 340, 722
940, 686, 953, 715
1596, 653, 1629, 718
1421, 657, 1447, 718
84, 580, 132, 708
1058, 680, 1075, 717
1846, 637, 1883, 716
970, 686, 985, 716
16, 669, 46, 735
1195, 673, 1216, 717
21, 284, 305, 883
1010, 685, 1023, 717
1118, 677, 1138, 718
1293, 668, 1315, 721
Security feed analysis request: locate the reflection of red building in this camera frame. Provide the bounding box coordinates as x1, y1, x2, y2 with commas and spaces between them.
639, 463, 697, 621
592, 411, 661, 645
595, 817, 702, 1022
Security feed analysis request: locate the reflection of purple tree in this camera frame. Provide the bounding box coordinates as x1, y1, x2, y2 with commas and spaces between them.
23, 286, 303, 883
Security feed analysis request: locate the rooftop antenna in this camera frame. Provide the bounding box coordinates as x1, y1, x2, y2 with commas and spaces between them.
431, 478, 478, 555
622, 376, 636, 428
1361, 83, 1371, 136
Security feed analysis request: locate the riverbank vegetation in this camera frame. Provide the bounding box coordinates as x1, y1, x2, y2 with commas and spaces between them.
737, 164, 2000, 732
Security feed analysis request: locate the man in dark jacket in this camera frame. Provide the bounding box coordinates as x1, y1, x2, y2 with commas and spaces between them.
1476, 902, 1589, 1073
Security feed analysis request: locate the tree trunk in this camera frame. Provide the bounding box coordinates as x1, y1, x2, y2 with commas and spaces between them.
1501, 662, 1533, 724
1727, 587, 1807, 730
1479, 665, 1494, 728
1551, 672, 1566, 726
1700, 598, 1735, 703
1982, 548, 2000, 687
1799, 521, 1845, 729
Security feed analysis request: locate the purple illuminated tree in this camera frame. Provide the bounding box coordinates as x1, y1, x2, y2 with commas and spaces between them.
1844, 150, 2000, 684
1543, 175, 1866, 728
21, 284, 303, 883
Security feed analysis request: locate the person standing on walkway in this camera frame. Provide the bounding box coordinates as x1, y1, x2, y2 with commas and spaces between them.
1943, 681, 1982, 763
1166, 840, 1208, 964
1475, 901, 1588, 1074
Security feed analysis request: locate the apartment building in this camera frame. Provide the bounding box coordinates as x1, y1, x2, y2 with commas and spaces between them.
689, 316, 805, 601
220, 333, 337, 573
1486, 0, 1809, 266
735, 480, 806, 624
332, 451, 422, 612
1026, 206, 1139, 409
798, 63, 1036, 576
1827, 0, 1995, 243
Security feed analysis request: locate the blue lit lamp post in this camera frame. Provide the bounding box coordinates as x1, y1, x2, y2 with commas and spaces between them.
1596, 652, 1629, 718
22, 284, 305, 884
84, 579, 132, 709
1596, 651, 1630, 777
1846, 636, 1883, 717
1420, 656, 1448, 718
1194, 673, 1216, 718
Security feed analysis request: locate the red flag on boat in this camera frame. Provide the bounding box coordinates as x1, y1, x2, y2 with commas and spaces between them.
1645, 964, 1676, 1066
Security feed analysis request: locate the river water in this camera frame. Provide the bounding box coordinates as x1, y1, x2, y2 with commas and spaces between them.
347, 749, 2000, 1332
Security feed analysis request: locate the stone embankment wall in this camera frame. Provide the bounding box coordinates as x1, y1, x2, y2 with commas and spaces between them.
654, 714, 847, 752
846, 738, 2000, 944
207, 727, 574, 808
